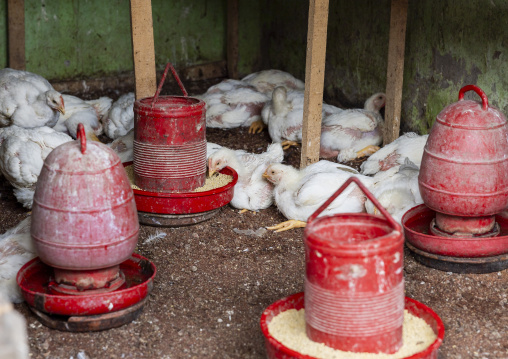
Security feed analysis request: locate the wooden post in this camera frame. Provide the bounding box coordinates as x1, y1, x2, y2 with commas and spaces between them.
7, 0, 25, 70
300, 0, 329, 169
384, 0, 408, 145
227, 0, 239, 79
130, 0, 157, 100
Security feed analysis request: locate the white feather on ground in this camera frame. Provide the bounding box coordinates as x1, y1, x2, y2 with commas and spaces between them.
0, 217, 35, 303
101, 92, 135, 140
0, 126, 73, 208
207, 143, 284, 211
360, 132, 429, 176
366, 158, 422, 224
263, 160, 374, 231
53, 94, 112, 140
241, 69, 305, 95
0, 68, 65, 129
320, 92, 386, 162
197, 79, 270, 129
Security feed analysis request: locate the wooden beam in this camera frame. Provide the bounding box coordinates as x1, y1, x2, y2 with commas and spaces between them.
227, 0, 239, 79
130, 0, 157, 100
7, 0, 25, 70
300, 0, 329, 169
384, 0, 408, 145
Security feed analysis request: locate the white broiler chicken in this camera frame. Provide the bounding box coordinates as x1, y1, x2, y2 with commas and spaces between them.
0, 293, 29, 358
366, 158, 422, 224
207, 143, 284, 212
263, 160, 374, 231
320, 92, 386, 162
0, 217, 35, 303
196, 79, 270, 129
108, 130, 223, 164
242, 69, 305, 95
360, 132, 429, 176
101, 92, 135, 140
262, 87, 342, 149
53, 94, 112, 141
108, 129, 134, 163
0, 126, 73, 208
0, 68, 65, 128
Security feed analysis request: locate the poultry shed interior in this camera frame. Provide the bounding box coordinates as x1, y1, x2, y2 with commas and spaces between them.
0, 0, 507, 358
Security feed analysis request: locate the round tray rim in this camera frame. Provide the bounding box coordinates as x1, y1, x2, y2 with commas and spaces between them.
260, 292, 444, 359
17, 253, 156, 316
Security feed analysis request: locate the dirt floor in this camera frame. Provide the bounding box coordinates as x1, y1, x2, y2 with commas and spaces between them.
1, 79, 507, 359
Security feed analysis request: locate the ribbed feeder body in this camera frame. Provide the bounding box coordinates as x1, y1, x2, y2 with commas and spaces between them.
419, 85, 508, 235
31, 139, 139, 273
133, 96, 206, 193
303, 178, 404, 354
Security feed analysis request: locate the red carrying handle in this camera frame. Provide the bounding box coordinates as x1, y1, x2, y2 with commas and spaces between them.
306, 176, 401, 232
76, 123, 86, 154
151, 63, 188, 108
458, 85, 488, 110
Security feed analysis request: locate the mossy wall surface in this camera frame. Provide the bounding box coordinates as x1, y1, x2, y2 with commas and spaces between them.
1, 0, 508, 133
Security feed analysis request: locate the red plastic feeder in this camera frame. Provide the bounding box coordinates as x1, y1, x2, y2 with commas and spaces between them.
404, 85, 508, 273
133, 63, 206, 193
21, 124, 156, 331
260, 292, 444, 359
125, 162, 238, 227
129, 63, 238, 227
304, 177, 404, 354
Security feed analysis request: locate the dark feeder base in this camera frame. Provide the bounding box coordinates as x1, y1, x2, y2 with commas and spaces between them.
16, 254, 156, 332
402, 204, 508, 274
406, 242, 508, 274
125, 162, 238, 228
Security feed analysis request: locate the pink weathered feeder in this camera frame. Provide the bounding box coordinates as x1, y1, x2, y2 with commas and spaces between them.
18, 124, 156, 331
133, 63, 206, 193
404, 85, 508, 273
304, 177, 404, 354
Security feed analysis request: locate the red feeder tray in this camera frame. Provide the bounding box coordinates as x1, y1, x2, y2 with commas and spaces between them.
17, 253, 156, 331
260, 292, 444, 359
402, 204, 508, 273
124, 162, 238, 227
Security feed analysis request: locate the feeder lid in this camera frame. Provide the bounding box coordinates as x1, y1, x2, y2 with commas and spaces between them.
44, 135, 120, 173
436, 85, 507, 129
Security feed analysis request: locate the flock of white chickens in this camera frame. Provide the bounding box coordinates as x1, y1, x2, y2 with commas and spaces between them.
0, 67, 429, 304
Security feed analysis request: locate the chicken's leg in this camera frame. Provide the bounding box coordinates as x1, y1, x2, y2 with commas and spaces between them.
281, 140, 299, 150
248, 119, 266, 134
239, 209, 257, 215
267, 219, 306, 232
356, 145, 380, 158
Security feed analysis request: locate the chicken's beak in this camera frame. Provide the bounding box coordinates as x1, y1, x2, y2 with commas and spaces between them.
262, 171, 270, 179
209, 169, 216, 177
373, 207, 379, 215
58, 106, 65, 115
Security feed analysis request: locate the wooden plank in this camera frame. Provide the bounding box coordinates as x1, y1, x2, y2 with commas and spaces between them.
300, 0, 329, 169
129, 0, 157, 100
7, 0, 25, 70
227, 0, 239, 79
384, 0, 408, 145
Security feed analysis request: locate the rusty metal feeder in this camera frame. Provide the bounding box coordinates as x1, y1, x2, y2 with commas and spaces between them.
403, 85, 508, 273
17, 124, 156, 331
130, 63, 237, 227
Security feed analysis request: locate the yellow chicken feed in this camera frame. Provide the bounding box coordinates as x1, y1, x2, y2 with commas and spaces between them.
268, 309, 437, 359
124, 165, 232, 192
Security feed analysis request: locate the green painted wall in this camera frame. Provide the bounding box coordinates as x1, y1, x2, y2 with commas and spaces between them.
265, 0, 508, 134
2, 0, 508, 133
0, 0, 263, 80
